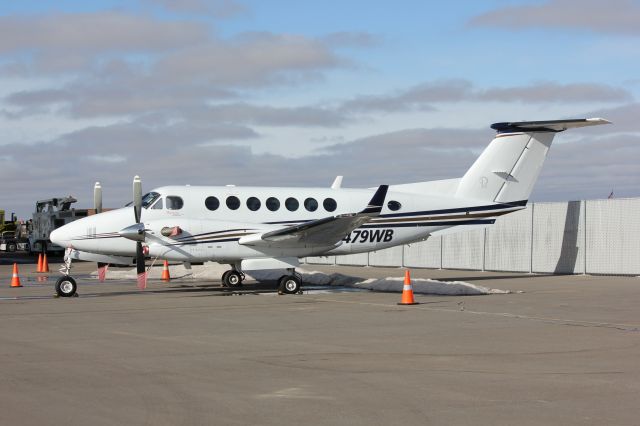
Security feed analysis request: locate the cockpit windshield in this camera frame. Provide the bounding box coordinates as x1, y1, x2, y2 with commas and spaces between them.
141, 192, 161, 208
124, 192, 160, 207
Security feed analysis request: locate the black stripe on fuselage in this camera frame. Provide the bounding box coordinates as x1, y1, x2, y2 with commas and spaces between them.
378, 200, 527, 219
361, 219, 495, 228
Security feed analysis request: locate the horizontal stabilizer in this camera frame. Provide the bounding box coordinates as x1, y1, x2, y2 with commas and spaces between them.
491, 118, 610, 133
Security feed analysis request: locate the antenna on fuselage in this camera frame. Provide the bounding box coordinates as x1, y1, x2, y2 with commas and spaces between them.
331, 176, 343, 189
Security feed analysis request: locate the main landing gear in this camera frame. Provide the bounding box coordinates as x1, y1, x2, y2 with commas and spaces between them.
221, 269, 244, 287
55, 248, 78, 297
277, 269, 302, 295
220, 266, 303, 294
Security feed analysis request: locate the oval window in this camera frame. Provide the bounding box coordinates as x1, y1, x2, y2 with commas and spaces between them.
205, 196, 219, 211
285, 197, 299, 211
166, 196, 184, 210
323, 198, 337, 212
387, 200, 402, 211
246, 197, 261, 211
226, 196, 240, 210
304, 197, 318, 212
266, 197, 280, 211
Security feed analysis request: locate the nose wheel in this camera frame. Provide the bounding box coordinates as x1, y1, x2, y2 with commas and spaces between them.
55, 276, 78, 297
55, 248, 78, 297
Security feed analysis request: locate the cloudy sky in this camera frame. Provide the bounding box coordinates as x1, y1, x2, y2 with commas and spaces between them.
1, 0, 639, 217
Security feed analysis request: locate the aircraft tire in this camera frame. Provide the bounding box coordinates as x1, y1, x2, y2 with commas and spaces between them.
278, 275, 301, 295
224, 271, 243, 287
55, 276, 77, 298
221, 270, 231, 287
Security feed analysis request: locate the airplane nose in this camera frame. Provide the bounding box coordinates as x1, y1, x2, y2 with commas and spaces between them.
50, 226, 69, 248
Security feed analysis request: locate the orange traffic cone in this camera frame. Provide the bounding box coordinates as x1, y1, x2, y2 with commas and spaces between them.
36, 253, 43, 273
398, 270, 418, 305
10, 263, 22, 288
41, 253, 50, 273
161, 260, 171, 282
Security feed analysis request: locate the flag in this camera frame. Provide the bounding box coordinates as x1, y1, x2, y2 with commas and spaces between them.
137, 272, 147, 290
98, 264, 109, 282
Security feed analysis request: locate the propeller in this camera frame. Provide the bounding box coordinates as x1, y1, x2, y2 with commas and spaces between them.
94, 182, 108, 281
132, 175, 146, 289
94, 182, 102, 214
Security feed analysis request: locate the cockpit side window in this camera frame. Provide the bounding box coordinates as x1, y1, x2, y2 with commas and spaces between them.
166, 196, 184, 210
141, 192, 160, 208
151, 198, 163, 209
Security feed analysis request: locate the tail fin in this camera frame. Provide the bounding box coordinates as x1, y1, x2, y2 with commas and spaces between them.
456, 118, 610, 203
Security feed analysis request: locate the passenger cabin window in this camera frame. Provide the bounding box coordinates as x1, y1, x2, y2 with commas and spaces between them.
151, 198, 163, 209
387, 200, 402, 211
304, 197, 318, 212
286, 197, 299, 211
266, 197, 280, 211
205, 196, 219, 211
226, 196, 240, 210
323, 198, 337, 212
247, 197, 261, 211
166, 196, 184, 210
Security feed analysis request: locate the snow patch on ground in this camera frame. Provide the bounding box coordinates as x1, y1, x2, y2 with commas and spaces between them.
94, 263, 510, 295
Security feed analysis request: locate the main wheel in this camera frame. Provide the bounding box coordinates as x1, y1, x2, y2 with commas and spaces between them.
6, 242, 16, 252
221, 270, 232, 287
278, 275, 301, 295
224, 270, 243, 287
55, 276, 77, 297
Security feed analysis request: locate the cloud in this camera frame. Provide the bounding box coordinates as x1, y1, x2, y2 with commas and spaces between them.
533, 133, 640, 201
2, 120, 636, 217
469, 0, 640, 35
340, 80, 632, 113
1, 10, 356, 119
145, 0, 248, 18
0, 12, 208, 55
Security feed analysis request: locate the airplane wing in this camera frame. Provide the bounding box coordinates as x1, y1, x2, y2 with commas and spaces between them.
238, 185, 389, 247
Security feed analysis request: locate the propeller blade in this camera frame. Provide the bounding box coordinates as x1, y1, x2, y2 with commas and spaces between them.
94, 182, 102, 214
136, 242, 147, 289
133, 175, 142, 223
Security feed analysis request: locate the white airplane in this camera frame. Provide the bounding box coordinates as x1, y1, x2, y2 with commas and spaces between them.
50, 118, 609, 297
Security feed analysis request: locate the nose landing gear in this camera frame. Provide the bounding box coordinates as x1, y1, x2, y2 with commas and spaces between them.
55, 248, 78, 297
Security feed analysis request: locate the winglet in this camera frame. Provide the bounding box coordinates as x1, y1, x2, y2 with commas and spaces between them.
359, 185, 389, 215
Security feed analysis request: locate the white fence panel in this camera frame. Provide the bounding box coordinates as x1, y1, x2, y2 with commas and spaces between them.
335, 253, 369, 266
532, 201, 585, 274
368, 246, 403, 267
305, 256, 335, 265
403, 237, 442, 268
586, 198, 640, 275
442, 229, 484, 270
485, 207, 532, 272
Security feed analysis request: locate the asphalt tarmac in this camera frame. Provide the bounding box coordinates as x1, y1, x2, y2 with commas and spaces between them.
1, 258, 639, 425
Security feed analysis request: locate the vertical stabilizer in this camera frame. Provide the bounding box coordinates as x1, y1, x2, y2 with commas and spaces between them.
455, 118, 610, 203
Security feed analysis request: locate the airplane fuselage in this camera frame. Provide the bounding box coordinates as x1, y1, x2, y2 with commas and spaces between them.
51, 184, 525, 263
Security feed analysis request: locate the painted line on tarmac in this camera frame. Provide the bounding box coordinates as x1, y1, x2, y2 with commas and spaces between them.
313, 297, 640, 332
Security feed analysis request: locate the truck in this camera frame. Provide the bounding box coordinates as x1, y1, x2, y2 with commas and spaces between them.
0, 223, 30, 252
29, 196, 92, 253
0, 209, 17, 234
